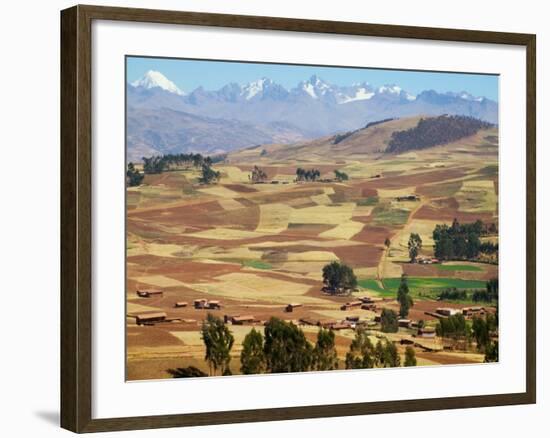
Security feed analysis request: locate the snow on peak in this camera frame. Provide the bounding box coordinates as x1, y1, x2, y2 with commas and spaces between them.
241, 77, 273, 100
302, 82, 318, 98
298, 75, 334, 99
131, 70, 184, 95
338, 87, 375, 104
458, 91, 484, 102
378, 84, 402, 95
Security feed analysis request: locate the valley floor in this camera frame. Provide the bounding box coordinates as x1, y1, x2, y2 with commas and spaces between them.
126, 128, 499, 380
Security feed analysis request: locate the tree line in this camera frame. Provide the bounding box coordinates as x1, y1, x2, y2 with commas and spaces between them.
140, 152, 226, 174
170, 314, 416, 378
141, 153, 214, 174
128, 152, 222, 186
296, 167, 321, 182
332, 118, 395, 145
126, 162, 144, 187
433, 219, 497, 261
437, 278, 498, 303
436, 312, 498, 362
387, 115, 493, 153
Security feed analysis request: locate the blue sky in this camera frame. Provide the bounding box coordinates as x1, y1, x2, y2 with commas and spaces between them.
127, 56, 499, 101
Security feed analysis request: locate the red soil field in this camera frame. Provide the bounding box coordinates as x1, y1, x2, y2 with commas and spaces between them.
333, 244, 384, 268
223, 183, 258, 193
355, 168, 467, 190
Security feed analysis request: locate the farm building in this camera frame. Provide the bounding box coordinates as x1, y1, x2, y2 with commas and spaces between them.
331, 323, 351, 330
194, 299, 222, 309
436, 308, 460, 317
396, 194, 420, 202
285, 303, 303, 313
299, 317, 319, 326
136, 289, 163, 298
329, 322, 352, 330
134, 311, 167, 325
341, 300, 362, 311
418, 327, 436, 338
206, 300, 222, 310
398, 319, 411, 328
319, 319, 339, 329
417, 257, 440, 265
361, 303, 377, 311
231, 315, 255, 325
462, 306, 486, 318
194, 299, 207, 309
174, 301, 188, 308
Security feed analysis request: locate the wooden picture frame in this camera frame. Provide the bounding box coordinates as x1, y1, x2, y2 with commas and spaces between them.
61, 4, 536, 433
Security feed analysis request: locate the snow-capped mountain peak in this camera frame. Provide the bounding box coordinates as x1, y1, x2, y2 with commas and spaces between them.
378, 84, 402, 95
296, 75, 334, 99
131, 70, 184, 95
458, 91, 484, 102
241, 77, 273, 100
337, 83, 375, 104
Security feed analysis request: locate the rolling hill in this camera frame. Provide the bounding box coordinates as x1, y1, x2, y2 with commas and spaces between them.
227, 116, 497, 163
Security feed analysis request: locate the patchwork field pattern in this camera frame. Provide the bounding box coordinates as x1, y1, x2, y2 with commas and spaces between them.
126, 122, 499, 380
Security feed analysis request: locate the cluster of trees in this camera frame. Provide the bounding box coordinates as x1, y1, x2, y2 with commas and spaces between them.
387, 115, 493, 153
433, 219, 495, 261
437, 278, 498, 303
472, 313, 499, 362
438, 288, 468, 301
168, 366, 208, 378
334, 169, 349, 182
180, 314, 417, 377
296, 167, 321, 182
141, 153, 215, 174
480, 241, 498, 254
198, 163, 221, 184
345, 328, 414, 369
364, 118, 395, 130
380, 308, 399, 333
332, 118, 395, 145
249, 165, 268, 183
201, 313, 235, 375
332, 131, 355, 145
436, 311, 498, 362
197, 316, 339, 376
126, 162, 144, 187
408, 233, 423, 262
322, 261, 357, 294
472, 278, 499, 303
436, 313, 470, 341
397, 274, 414, 318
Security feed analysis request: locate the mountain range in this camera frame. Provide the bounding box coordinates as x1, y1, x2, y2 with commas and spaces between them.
126, 70, 498, 161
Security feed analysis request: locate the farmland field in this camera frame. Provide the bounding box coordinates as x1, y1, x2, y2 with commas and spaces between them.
126, 117, 499, 380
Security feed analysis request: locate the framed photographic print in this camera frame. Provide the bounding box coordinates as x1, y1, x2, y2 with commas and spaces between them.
60, 4, 536, 433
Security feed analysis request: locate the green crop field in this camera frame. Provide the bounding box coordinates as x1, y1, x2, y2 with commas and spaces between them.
371, 204, 410, 225
357, 279, 386, 293
356, 196, 379, 206
435, 264, 483, 272
383, 277, 486, 291
243, 260, 273, 270
359, 276, 487, 298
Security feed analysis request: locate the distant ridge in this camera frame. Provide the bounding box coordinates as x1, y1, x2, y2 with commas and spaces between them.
127, 72, 498, 160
